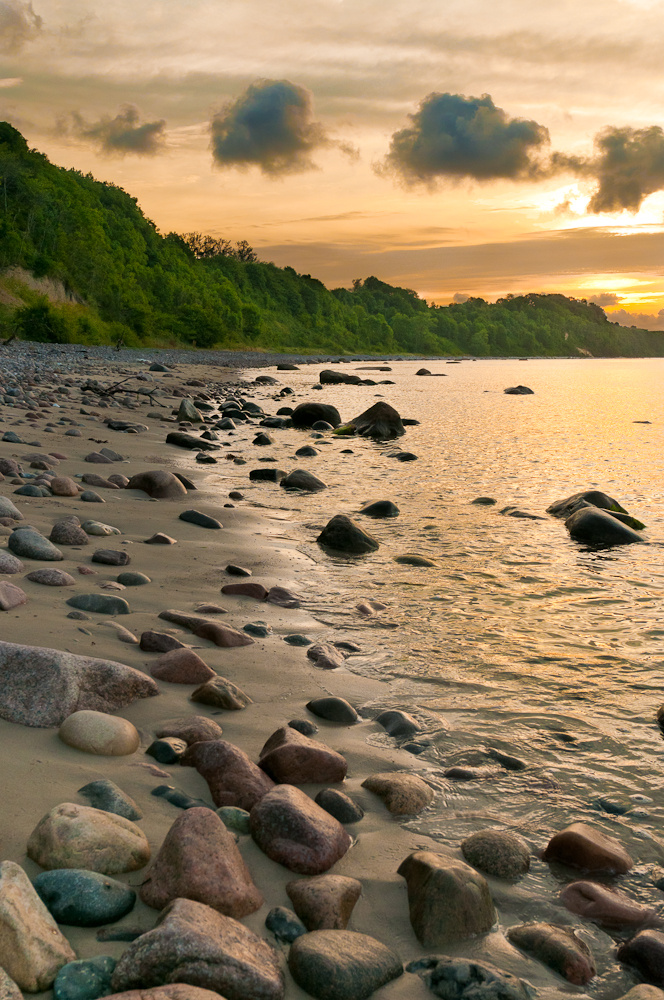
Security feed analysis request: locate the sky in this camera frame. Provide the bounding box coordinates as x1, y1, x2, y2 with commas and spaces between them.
3, 0, 664, 327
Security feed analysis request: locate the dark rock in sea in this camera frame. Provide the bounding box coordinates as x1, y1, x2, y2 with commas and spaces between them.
295, 446, 319, 457
314, 788, 364, 824
358, 500, 399, 518
406, 956, 534, 1000
291, 402, 342, 429
195, 452, 217, 463
288, 929, 403, 1000
265, 906, 307, 943
565, 507, 644, 546
249, 467, 286, 482
394, 552, 436, 566
317, 514, 379, 554
166, 431, 220, 451
277, 363, 299, 371
78, 779, 142, 821
337, 401, 405, 440
542, 821, 633, 872
471, 496, 497, 505
311, 420, 334, 430
500, 506, 546, 520
306, 697, 359, 725
375, 709, 420, 737
461, 829, 530, 879
398, 852, 496, 945
504, 385, 534, 394
147, 737, 188, 764
617, 930, 664, 986
289, 718, 318, 736
179, 509, 223, 529
507, 922, 595, 984
391, 450, 418, 461
281, 469, 327, 492
33, 869, 136, 927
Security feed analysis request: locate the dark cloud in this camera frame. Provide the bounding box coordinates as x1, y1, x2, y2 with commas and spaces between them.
68, 105, 166, 156
452, 292, 470, 303
210, 79, 349, 175
588, 292, 621, 307
585, 126, 664, 213
379, 91, 550, 186
608, 307, 664, 330
0, 1, 42, 53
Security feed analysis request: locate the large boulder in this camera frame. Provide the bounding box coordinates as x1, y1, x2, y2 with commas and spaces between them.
547, 490, 629, 519
27, 803, 151, 874
125, 471, 188, 499
542, 822, 633, 873
335, 401, 405, 440
618, 930, 664, 987
110, 898, 285, 1000
180, 740, 274, 811
0, 639, 158, 727
317, 515, 379, 554
319, 370, 362, 385
291, 403, 342, 429
250, 785, 352, 874
565, 507, 644, 546
288, 930, 402, 1000
258, 726, 347, 784
398, 852, 496, 946
286, 875, 361, 931
560, 881, 656, 928
140, 808, 263, 918
507, 922, 596, 985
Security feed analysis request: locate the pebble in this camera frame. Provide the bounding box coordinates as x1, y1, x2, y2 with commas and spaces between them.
117, 571, 151, 586
33, 869, 136, 927
25, 568, 76, 586
265, 906, 307, 943
91, 548, 131, 566
144, 532, 177, 544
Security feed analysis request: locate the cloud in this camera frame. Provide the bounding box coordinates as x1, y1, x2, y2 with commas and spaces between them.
588, 292, 621, 306
379, 91, 550, 186
608, 307, 664, 330
68, 105, 166, 156
585, 126, 664, 213
210, 79, 353, 175
0, 1, 41, 53
452, 292, 470, 302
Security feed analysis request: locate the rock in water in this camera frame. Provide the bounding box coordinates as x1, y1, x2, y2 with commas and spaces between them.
542, 821, 633, 872
288, 930, 403, 1000
398, 852, 496, 945
281, 469, 327, 492
291, 402, 342, 428
250, 785, 352, 874
618, 930, 664, 986
504, 385, 534, 394
317, 515, 379, 554
547, 489, 629, 519
507, 922, 596, 985
27, 803, 151, 874
358, 500, 399, 518
560, 881, 656, 928
461, 829, 531, 879
0, 860, 76, 992
140, 808, 263, 918
565, 507, 644, 546
362, 772, 433, 815
336, 401, 405, 440
0, 639, 158, 727
109, 898, 285, 1000
32, 869, 136, 927
406, 956, 534, 1000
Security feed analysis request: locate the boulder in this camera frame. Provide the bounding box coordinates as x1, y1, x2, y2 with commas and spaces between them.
49, 476, 80, 497
281, 469, 327, 492
0, 580, 26, 610
375, 709, 419, 737
158, 609, 254, 647
319, 369, 363, 385
25, 568, 76, 586
150, 649, 216, 685
547, 490, 628, 519
140, 807, 263, 918
32, 868, 136, 926
542, 822, 633, 872
560, 880, 656, 927
8, 527, 63, 561
291, 402, 342, 429
109, 898, 285, 999
336, 401, 405, 440
286, 875, 361, 930
461, 829, 530, 879
306, 643, 346, 670
618, 930, 664, 987
140, 631, 187, 652
250, 784, 352, 874
66, 593, 130, 614
104, 989, 222, 1000
565, 507, 644, 546
27, 803, 151, 874
59, 710, 140, 756
398, 852, 496, 945
288, 930, 402, 1000
507, 922, 596, 985
406, 956, 534, 1000
0, 967, 21, 1000
181, 739, 274, 810
125, 471, 187, 499
362, 772, 434, 815
190, 676, 253, 711
0, 639, 158, 727
177, 399, 204, 422
0, 861, 75, 992
156, 716, 224, 745
317, 515, 379, 554
0, 550, 24, 573
504, 385, 534, 394
53, 956, 116, 1000
258, 726, 348, 784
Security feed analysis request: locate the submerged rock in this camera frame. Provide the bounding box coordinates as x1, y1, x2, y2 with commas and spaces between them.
542, 821, 633, 873
406, 956, 534, 1000
317, 515, 379, 554
507, 922, 596, 985
618, 930, 664, 986
560, 880, 656, 928
335, 401, 405, 440
565, 507, 644, 546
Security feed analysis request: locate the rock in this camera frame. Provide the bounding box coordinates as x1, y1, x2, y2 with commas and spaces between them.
92, 548, 131, 566
104, 989, 222, 1000
560, 881, 656, 928
542, 822, 633, 872
285, 634, 312, 647
221, 582, 268, 600
0, 550, 24, 573
295, 445, 318, 457
471, 496, 497, 506
179, 509, 223, 529
337, 401, 405, 440
319, 369, 363, 385
109, 898, 285, 999
291, 402, 342, 428
0, 496, 23, 519
78, 778, 142, 821
548, 489, 629, 519
85, 451, 113, 463
190, 676, 253, 711
406, 956, 534, 1000
140, 807, 263, 918
394, 552, 437, 566
614, 990, 664, 1000
306, 642, 346, 670
8, 527, 63, 560
504, 385, 534, 394
0, 639, 157, 726
507, 922, 596, 985
150, 648, 216, 684
33, 869, 136, 927
166, 431, 220, 451
0, 861, 76, 992
314, 788, 364, 824
565, 506, 644, 545
358, 500, 399, 518
225, 563, 251, 576
126, 471, 187, 499
618, 930, 664, 986
444, 766, 483, 781
267, 585, 300, 607
375, 709, 419, 737
147, 738, 188, 764
217, 806, 251, 835
250, 784, 352, 874
306, 697, 358, 724
118, 571, 151, 586
144, 533, 177, 545
258, 726, 348, 784
81, 473, 119, 489
28, 803, 151, 874
486, 747, 526, 771
290, 718, 318, 735
288, 929, 403, 1000
158, 609, 254, 647
287, 875, 361, 930
50, 476, 80, 497
140, 631, 186, 652
265, 906, 307, 943
105, 420, 149, 433
0, 580, 26, 609
461, 830, 530, 878
0, 967, 21, 1000
82, 519, 121, 536
249, 467, 286, 482
362, 772, 434, 815
281, 469, 327, 492
177, 399, 204, 422
156, 716, 224, 744
253, 432, 273, 445
317, 515, 379, 554
66, 593, 130, 614
399, 852, 496, 946
108, 474, 130, 487
25, 567, 76, 586
181, 739, 274, 810
59, 710, 140, 756
151, 784, 210, 811
0, 462, 22, 480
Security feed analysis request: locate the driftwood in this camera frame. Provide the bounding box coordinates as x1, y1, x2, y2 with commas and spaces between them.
80, 376, 166, 407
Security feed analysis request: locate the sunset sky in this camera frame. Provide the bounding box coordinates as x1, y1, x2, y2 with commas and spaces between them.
3, 0, 664, 326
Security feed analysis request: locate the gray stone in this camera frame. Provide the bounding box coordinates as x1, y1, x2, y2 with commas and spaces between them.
0, 497, 23, 520
288, 930, 403, 1000
117, 572, 151, 586
92, 549, 131, 566
33, 869, 136, 927
179, 509, 223, 529
53, 955, 116, 1000
78, 778, 142, 820
265, 906, 306, 943
8, 527, 63, 560
406, 956, 534, 1000
66, 593, 130, 615
314, 788, 364, 824
461, 829, 530, 878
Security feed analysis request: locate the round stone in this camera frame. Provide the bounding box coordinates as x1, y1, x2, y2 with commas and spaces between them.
59, 711, 140, 756
32, 869, 136, 927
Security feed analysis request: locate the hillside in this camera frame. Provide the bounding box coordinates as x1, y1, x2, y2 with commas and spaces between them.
1, 122, 663, 358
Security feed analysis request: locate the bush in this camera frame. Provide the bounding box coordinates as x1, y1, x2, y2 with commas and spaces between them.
16, 300, 69, 343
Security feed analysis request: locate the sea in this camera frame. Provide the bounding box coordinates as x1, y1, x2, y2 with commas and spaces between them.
213, 355, 664, 995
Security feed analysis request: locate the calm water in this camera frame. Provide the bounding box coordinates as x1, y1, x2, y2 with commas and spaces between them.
213, 357, 664, 995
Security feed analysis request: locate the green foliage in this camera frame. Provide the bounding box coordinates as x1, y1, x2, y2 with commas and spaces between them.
0, 122, 663, 357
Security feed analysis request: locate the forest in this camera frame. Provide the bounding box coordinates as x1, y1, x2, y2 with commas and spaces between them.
1, 121, 663, 358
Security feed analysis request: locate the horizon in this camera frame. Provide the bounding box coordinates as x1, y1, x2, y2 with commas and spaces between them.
3, 0, 664, 330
